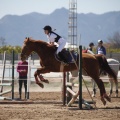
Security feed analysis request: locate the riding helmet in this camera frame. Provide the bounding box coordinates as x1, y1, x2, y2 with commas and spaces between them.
43, 25, 52, 31
98, 39, 103, 44
89, 42, 94, 47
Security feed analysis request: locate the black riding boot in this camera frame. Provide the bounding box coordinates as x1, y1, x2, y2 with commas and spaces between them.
58, 52, 68, 64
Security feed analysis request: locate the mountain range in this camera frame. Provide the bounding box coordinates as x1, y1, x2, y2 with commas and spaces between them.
0, 7, 120, 46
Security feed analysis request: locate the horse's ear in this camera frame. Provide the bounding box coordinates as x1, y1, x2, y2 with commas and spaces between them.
24, 37, 29, 43
25, 37, 30, 41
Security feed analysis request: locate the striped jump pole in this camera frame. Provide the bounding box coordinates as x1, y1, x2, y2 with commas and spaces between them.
27, 56, 31, 99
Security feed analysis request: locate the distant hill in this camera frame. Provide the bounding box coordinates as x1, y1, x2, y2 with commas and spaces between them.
0, 7, 120, 46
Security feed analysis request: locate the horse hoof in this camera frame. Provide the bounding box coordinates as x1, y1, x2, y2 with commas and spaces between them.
39, 84, 44, 88
43, 79, 49, 84
104, 96, 111, 102
101, 97, 106, 106
92, 94, 95, 97
36, 82, 44, 88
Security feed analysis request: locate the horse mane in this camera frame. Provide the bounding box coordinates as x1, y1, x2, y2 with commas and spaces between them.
25, 37, 57, 50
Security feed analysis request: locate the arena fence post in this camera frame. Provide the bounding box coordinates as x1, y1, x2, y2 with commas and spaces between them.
12, 50, 14, 99
79, 45, 82, 109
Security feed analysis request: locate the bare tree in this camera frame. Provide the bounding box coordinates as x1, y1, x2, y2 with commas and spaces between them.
0, 37, 7, 46
108, 32, 120, 48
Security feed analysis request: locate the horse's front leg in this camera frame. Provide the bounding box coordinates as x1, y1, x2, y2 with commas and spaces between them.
37, 67, 50, 83
38, 74, 49, 83
34, 67, 50, 88
34, 70, 44, 88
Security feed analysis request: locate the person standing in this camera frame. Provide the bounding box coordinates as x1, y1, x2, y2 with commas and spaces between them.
17, 60, 28, 99
96, 40, 106, 55
97, 39, 107, 76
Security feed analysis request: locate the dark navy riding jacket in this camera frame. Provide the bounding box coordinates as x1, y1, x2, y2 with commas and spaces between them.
97, 46, 106, 55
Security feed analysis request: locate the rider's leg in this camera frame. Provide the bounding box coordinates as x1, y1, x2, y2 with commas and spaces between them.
56, 40, 68, 63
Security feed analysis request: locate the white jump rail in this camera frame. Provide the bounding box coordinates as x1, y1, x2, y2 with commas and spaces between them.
0, 90, 12, 96
67, 87, 93, 109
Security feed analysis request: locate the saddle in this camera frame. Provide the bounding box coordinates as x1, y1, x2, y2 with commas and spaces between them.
55, 49, 78, 64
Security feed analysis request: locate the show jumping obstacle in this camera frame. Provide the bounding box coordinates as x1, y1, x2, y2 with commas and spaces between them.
63, 46, 95, 109
0, 51, 14, 100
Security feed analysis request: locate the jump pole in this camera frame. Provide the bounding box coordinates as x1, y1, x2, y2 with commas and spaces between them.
27, 56, 31, 99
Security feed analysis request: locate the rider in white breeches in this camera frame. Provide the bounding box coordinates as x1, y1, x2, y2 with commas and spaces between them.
43, 25, 67, 63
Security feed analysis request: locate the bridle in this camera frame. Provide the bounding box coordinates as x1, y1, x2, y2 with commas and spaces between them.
21, 44, 31, 60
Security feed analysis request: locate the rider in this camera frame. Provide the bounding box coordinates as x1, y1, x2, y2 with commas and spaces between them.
87, 42, 95, 55
43, 25, 68, 64
96, 40, 106, 56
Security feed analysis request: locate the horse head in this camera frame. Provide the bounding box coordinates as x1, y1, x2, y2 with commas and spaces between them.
21, 37, 33, 61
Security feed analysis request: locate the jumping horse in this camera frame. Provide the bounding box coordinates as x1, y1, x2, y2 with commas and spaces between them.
21, 37, 117, 105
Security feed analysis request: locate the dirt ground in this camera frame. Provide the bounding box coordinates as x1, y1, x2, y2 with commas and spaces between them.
0, 90, 120, 120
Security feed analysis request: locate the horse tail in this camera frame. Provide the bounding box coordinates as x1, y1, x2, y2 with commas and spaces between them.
96, 55, 117, 82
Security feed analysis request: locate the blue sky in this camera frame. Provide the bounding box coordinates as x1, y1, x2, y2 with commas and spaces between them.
0, 0, 120, 18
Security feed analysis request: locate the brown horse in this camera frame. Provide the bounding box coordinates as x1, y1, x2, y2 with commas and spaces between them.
21, 37, 117, 105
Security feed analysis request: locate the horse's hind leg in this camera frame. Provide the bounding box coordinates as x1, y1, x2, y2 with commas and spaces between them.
95, 78, 111, 105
